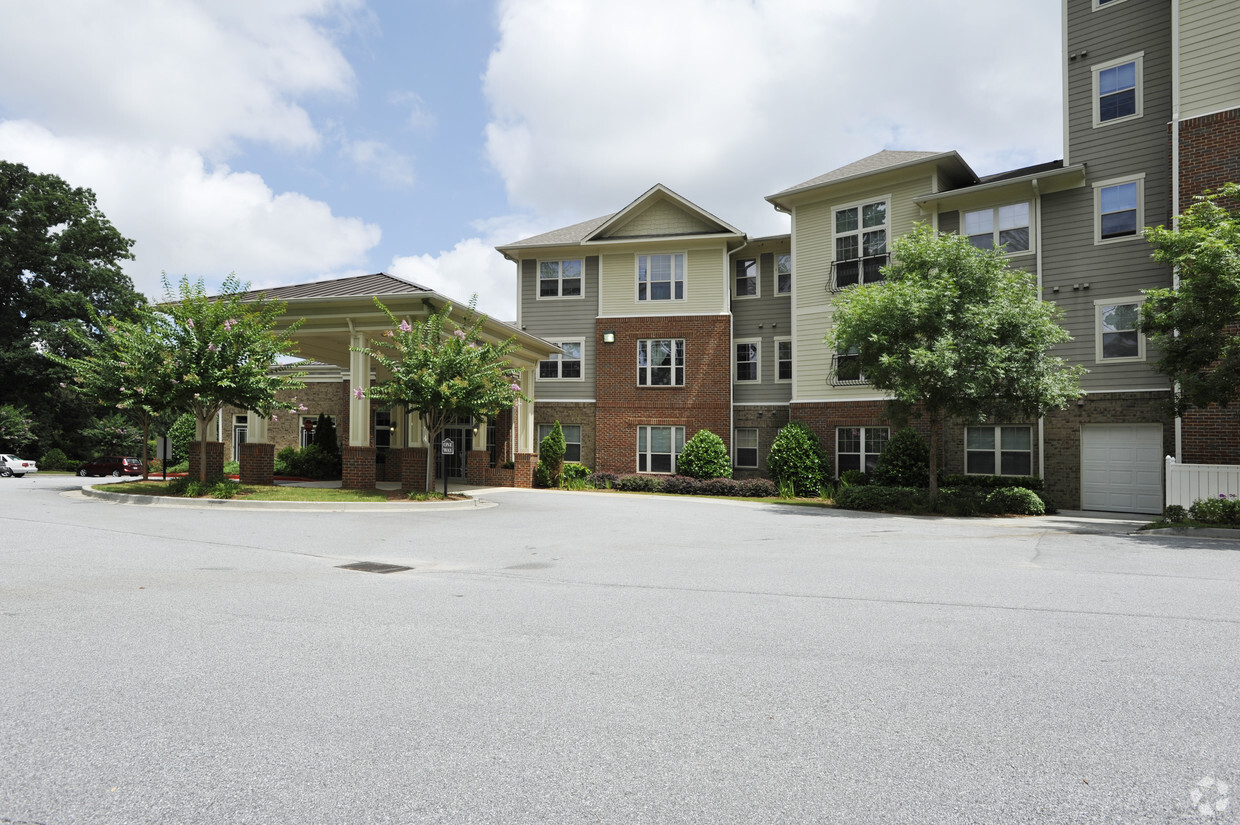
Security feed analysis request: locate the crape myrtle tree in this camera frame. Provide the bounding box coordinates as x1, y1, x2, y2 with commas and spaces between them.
160, 274, 304, 482
353, 297, 527, 492
826, 225, 1084, 502
1140, 183, 1240, 415
0, 160, 144, 455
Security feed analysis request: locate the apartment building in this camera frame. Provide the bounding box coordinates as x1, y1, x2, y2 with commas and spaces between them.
499, 0, 1240, 514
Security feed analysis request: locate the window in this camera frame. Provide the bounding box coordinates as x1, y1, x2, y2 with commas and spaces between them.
734, 428, 759, 468
833, 200, 888, 289
637, 253, 685, 301
638, 339, 685, 386
966, 426, 1033, 476
539, 340, 583, 380
375, 410, 393, 448
538, 259, 582, 298
637, 425, 685, 473
1095, 298, 1145, 361
776, 253, 792, 294
963, 203, 1030, 253
775, 338, 792, 382
735, 340, 759, 382
1095, 178, 1142, 242
300, 414, 335, 448
1092, 54, 1142, 126
837, 427, 889, 475
538, 423, 582, 463
831, 348, 865, 385
735, 258, 758, 298
232, 415, 247, 463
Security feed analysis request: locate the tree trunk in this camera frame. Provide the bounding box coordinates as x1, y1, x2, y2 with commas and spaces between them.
928, 412, 940, 504
197, 412, 210, 482
141, 417, 150, 481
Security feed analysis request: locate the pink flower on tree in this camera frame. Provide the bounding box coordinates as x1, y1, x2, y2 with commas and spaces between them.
224, 318, 236, 331
271, 414, 278, 422
384, 330, 394, 338
453, 329, 467, 339
353, 386, 366, 399
399, 320, 412, 333
510, 383, 521, 392
298, 404, 308, 411
207, 343, 217, 352
186, 319, 194, 328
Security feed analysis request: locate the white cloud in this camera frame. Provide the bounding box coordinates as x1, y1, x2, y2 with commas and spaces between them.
389, 91, 437, 134
0, 121, 381, 298
483, 0, 1063, 238
339, 138, 415, 187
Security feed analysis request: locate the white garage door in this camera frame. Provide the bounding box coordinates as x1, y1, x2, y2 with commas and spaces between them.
1080, 424, 1164, 514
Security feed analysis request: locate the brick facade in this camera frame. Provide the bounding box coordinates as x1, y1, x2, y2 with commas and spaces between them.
1182, 405, 1240, 465
594, 315, 732, 475
534, 402, 596, 469
341, 445, 376, 489
732, 404, 789, 479
791, 400, 937, 478
220, 379, 347, 463
188, 440, 224, 480
239, 441, 274, 485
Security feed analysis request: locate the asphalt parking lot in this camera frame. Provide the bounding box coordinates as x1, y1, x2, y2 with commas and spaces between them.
2, 474, 1238, 824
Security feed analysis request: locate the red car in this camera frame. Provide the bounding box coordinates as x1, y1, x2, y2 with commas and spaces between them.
77, 456, 144, 477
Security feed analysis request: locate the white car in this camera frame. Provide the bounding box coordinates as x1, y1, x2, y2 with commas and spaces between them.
0, 454, 38, 478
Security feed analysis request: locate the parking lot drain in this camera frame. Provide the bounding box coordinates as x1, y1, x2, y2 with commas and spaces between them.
337, 562, 413, 574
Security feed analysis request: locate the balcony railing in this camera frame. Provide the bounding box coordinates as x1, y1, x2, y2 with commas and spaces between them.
830, 353, 867, 386
830, 253, 889, 291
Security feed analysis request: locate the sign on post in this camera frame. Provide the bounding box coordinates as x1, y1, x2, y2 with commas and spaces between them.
441, 438, 454, 455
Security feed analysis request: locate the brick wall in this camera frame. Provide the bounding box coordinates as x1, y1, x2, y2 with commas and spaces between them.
188, 440, 224, 480
732, 404, 789, 479
342, 445, 376, 489
221, 380, 347, 459
594, 315, 732, 475
791, 400, 937, 477
535, 402, 596, 469
239, 441, 274, 485
1182, 405, 1240, 464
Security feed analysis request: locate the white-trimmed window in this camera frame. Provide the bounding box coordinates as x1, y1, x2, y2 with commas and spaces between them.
538, 423, 582, 463
964, 203, 1030, 253
833, 199, 888, 289
1095, 298, 1146, 362
1094, 176, 1143, 243
232, 415, 248, 463
735, 339, 760, 382
374, 410, 393, 448
538, 259, 583, 299
1092, 53, 1143, 127
966, 426, 1033, 476
539, 340, 584, 380
735, 258, 758, 298
1093, 0, 1126, 8
775, 338, 792, 382
637, 253, 685, 301
776, 253, 792, 295
837, 426, 889, 475
300, 414, 334, 448
734, 428, 759, 468
638, 339, 685, 387
637, 425, 685, 474
832, 348, 866, 386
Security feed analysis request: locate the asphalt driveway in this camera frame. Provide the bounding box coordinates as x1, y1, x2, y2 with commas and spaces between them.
2, 475, 1238, 824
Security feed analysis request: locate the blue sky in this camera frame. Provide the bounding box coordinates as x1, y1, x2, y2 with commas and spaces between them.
0, 0, 1063, 320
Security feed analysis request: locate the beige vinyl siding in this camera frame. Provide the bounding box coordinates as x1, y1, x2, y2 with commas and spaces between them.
939, 210, 960, 235
792, 306, 892, 403
604, 199, 717, 238
732, 250, 792, 404
598, 244, 729, 317
1180, 0, 1240, 118
520, 256, 600, 400
791, 201, 834, 297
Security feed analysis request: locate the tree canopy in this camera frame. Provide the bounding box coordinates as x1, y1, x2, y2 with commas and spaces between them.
826, 225, 1084, 498
1140, 182, 1240, 416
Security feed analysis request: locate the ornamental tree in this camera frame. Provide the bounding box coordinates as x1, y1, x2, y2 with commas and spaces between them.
826, 225, 1084, 501
0, 404, 36, 453
354, 297, 527, 491
1140, 182, 1240, 415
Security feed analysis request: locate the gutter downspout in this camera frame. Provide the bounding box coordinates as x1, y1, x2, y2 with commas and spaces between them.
727, 240, 749, 468
1171, 0, 1183, 461
1034, 176, 1046, 482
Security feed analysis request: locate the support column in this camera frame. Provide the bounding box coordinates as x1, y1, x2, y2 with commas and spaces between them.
239, 411, 274, 485
344, 331, 376, 489
515, 367, 536, 486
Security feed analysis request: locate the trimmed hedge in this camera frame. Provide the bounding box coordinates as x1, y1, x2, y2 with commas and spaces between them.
834, 485, 925, 512
940, 473, 1044, 492
597, 473, 778, 498
834, 483, 1050, 516
676, 429, 732, 480
984, 486, 1045, 516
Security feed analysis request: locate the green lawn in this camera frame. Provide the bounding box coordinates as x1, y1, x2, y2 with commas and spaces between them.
99, 480, 445, 503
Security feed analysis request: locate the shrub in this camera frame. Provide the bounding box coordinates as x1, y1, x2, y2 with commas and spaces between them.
984, 486, 1046, 516
839, 469, 869, 486
940, 473, 1044, 492
676, 429, 732, 480
933, 486, 990, 517
1162, 504, 1189, 524
40, 448, 70, 471
275, 444, 341, 480
734, 478, 778, 497
537, 421, 566, 487
166, 413, 197, 464
658, 475, 697, 495
168, 474, 239, 498
834, 484, 925, 512
1039, 494, 1059, 515
616, 474, 662, 493
533, 463, 552, 489
312, 413, 340, 454
562, 462, 591, 482
223, 460, 240, 476
1189, 495, 1240, 525
871, 427, 929, 487
767, 422, 828, 497
586, 472, 618, 489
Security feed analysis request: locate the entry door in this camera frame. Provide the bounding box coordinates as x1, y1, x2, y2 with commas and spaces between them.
233, 416, 248, 462
1080, 424, 1163, 514
435, 419, 473, 479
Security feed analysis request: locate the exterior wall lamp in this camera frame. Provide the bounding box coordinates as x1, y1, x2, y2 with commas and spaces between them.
602, 331, 616, 343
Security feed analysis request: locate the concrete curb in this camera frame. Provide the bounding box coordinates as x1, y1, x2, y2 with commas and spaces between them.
1138, 525, 1240, 542
77, 485, 498, 512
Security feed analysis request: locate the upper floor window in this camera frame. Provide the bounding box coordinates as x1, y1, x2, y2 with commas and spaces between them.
1095, 298, 1146, 362
1092, 54, 1143, 127
735, 258, 758, 298
831, 348, 866, 386
776, 253, 792, 294
833, 200, 888, 289
638, 338, 685, 386
637, 253, 685, 301
776, 338, 792, 382
638, 425, 685, 474
735, 340, 759, 382
963, 203, 1030, 253
966, 426, 1032, 476
539, 259, 582, 298
539, 340, 583, 380
1095, 177, 1143, 243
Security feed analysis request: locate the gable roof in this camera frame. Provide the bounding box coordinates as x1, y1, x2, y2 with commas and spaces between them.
242, 272, 431, 301
767, 150, 977, 205
497, 214, 616, 251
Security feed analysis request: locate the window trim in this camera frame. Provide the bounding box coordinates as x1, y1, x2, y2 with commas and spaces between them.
836, 426, 889, 477
538, 423, 582, 463
536, 258, 584, 300
1094, 296, 1147, 363
637, 425, 685, 474
775, 253, 792, 296
831, 196, 891, 290
774, 337, 792, 384
538, 339, 585, 382
964, 425, 1034, 477
734, 257, 759, 299
962, 202, 1033, 256
637, 338, 686, 388
1092, 0, 1128, 9
1091, 52, 1143, 128
1093, 174, 1145, 245
734, 338, 761, 383
734, 428, 759, 469
635, 251, 687, 303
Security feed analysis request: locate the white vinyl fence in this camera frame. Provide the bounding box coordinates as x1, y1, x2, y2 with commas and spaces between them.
1165, 456, 1240, 509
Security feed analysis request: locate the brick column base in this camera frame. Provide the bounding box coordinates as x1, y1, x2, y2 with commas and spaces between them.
513, 452, 536, 488
342, 445, 377, 489
239, 441, 274, 486
189, 441, 224, 480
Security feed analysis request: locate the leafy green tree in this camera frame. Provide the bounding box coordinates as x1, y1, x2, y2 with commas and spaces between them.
0, 161, 144, 455
0, 404, 35, 452
159, 274, 304, 481
767, 421, 827, 496
537, 421, 566, 487
354, 297, 526, 491
1140, 182, 1240, 415
827, 225, 1083, 501
676, 429, 732, 479
312, 412, 339, 454
167, 412, 196, 464
83, 413, 143, 456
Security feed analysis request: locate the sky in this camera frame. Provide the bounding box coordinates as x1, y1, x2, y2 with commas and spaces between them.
0, 0, 1063, 321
